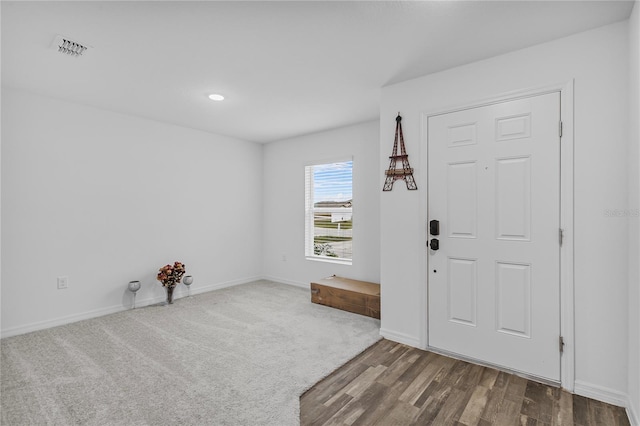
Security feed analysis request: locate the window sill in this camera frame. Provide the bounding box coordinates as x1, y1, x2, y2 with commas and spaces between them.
305, 256, 352, 266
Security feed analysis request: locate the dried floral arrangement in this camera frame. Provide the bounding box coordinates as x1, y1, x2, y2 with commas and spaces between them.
157, 261, 186, 288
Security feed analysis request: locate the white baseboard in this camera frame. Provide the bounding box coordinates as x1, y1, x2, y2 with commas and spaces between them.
574, 380, 628, 408
261, 275, 308, 289
0, 276, 263, 339
379, 328, 421, 348
186, 275, 264, 296
1, 304, 130, 339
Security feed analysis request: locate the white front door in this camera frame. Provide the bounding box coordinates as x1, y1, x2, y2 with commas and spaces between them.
427, 92, 561, 381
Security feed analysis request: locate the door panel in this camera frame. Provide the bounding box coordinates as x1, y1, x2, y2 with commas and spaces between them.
428, 93, 561, 381
495, 156, 531, 240
496, 261, 531, 337
447, 257, 477, 326
447, 161, 478, 238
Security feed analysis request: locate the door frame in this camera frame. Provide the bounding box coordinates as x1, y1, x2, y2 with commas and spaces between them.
419, 81, 575, 391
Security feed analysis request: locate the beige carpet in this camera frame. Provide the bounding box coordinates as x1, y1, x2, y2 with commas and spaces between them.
1, 280, 381, 425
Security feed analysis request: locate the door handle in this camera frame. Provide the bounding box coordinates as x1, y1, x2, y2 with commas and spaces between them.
429, 238, 439, 250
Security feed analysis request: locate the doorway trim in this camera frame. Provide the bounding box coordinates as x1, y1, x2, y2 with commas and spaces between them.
419, 81, 575, 391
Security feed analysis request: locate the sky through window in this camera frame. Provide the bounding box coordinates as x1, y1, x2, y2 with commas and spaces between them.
313, 161, 352, 203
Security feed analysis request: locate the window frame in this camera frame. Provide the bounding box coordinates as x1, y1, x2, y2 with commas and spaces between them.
304, 158, 353, 265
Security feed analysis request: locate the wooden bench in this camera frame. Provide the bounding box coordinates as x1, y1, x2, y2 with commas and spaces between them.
310, 275, 380, 319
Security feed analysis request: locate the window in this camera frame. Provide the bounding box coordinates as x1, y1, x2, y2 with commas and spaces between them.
305, 160, 353, 264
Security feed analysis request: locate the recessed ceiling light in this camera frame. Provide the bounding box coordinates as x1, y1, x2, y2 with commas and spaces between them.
208, 94, 225, 101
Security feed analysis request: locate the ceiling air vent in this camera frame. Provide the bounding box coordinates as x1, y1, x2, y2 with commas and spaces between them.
51, 35, 90, 57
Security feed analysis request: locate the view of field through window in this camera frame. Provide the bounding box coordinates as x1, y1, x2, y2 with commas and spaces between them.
311, 161, 353, 260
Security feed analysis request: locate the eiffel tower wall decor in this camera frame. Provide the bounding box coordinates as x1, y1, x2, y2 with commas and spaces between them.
383, 113, 417, 191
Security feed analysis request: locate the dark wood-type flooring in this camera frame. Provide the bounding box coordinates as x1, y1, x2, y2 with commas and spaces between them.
300, 339, 630, 426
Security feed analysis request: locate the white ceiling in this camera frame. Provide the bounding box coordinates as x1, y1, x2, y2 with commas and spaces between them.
2, 1, 635, 143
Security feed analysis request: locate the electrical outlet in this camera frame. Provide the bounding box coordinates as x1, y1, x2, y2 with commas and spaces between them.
281, 254, 287, 262
57, 276, 68, 289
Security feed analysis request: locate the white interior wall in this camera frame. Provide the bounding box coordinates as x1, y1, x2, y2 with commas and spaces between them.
262, 121, 380, 287
380, 21, 630, 403
1, 88, 264, 337
628, 2, 640, 423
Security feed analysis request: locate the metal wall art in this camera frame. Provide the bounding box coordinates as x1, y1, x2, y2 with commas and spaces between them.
383, 114, 417, 191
